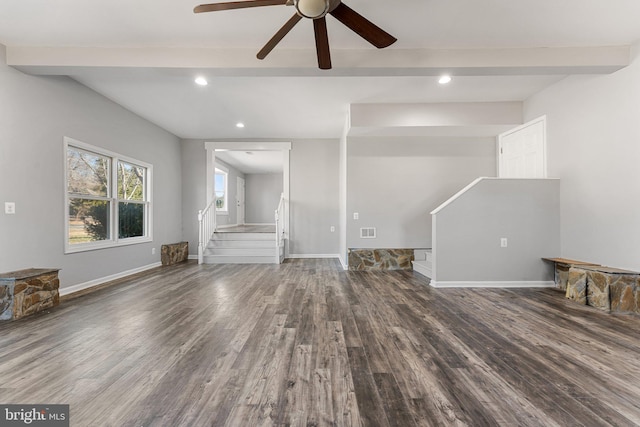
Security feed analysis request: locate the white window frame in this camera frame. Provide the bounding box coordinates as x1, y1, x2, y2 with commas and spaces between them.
214, 165, 229, 215
64, 137, 153, 254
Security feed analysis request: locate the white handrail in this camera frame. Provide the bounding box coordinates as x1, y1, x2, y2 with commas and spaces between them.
275, 193, 285, 264
198, 199, 217, 264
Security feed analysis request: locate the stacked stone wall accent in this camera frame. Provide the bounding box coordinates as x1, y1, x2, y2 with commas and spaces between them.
610, 276, 637, 313
564, 265, 640, 315
161, 242, 189, 266
555, 263, 571, 291
586, 271, 611, 311
566, 268, 587, 305
0, 269, 60, 320
348, 249, 414, 271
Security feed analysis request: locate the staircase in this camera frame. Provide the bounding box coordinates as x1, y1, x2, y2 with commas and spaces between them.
197, 193, 286, 265
203, 231, 277, 264
412, 249, 432, 278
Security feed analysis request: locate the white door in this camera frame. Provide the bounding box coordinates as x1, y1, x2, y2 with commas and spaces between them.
499, 116, 547, 178
236, 177, 245, 225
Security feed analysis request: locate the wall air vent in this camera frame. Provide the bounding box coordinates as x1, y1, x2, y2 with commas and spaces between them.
360, 227, 376, 239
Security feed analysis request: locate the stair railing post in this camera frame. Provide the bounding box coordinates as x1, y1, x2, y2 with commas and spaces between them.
198, 210, 204, 264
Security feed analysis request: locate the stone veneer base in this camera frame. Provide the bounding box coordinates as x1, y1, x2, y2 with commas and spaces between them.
0, 268, 60, 320
565, 265, 640, 314
161, 242, 189, 266
348, 249, 414, 271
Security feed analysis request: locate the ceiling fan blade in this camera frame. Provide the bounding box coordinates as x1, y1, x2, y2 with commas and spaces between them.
194, 0, 286, 13
313, 17, 332, 70
329, 2, 397, 48
257, 14, 302, 60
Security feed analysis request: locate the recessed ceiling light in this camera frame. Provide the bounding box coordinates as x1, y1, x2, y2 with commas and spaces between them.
236, 122, 245, 128
438, 75, 452, 85
194, 76, 208, 86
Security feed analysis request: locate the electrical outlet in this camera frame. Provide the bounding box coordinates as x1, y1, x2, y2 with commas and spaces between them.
4, 202, 15, 215
330, 226, 335, 232
353, 212, 359, 220
152, 247, 156, 255
500, 238, 508, 248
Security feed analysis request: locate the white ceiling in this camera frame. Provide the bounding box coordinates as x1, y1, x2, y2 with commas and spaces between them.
2, 0, 640, 139
216, 150, 284, 174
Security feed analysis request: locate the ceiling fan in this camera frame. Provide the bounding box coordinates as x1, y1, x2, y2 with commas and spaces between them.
194, 0, 397, 69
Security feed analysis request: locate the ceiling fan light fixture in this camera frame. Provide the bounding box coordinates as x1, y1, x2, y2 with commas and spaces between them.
294, 0, 330, 19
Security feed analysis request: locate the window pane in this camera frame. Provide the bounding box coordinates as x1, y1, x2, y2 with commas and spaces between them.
215, 170, 227, 211
67, 147, 109, 196
215, 172, 225, 189
119, 202, 145, 238
117, 161, 145, 201
68, 199, 110, 244
215, 195, 225, 210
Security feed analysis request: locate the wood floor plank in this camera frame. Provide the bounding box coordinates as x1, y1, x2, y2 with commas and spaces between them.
2, 260, 640, 426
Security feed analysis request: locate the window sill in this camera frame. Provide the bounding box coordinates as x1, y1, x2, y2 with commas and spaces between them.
65, 236, 152, 254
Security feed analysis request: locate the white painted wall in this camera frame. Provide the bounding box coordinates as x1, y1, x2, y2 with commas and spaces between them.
346, 137, 496, 249
524, 44, 640, 271
432, 178, 560, 284
245, 173, 282, 224
0, 44, 182, 288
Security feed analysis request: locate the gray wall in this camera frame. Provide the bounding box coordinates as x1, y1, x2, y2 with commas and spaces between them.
245, 173, 283, 224
433, 178, 560, 283
290, 139, 340, 255
346, 137, 496, 249
524, 44, 640, 271
180, 139, 340, 256
0, 44, 182, 288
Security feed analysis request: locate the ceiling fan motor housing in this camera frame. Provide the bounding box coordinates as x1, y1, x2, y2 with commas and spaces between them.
294, 0, 330, 19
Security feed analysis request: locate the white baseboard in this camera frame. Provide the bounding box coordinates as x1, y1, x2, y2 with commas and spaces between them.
59, 262, 162, 297
288, 254, 340, 259
338, 255, 348, 271
430, 280, 554, 289
188, 255, 198, 260
412, 261, 432, 279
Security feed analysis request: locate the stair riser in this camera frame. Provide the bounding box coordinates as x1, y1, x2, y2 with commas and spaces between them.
209, 240, 274, 248
203, 255, 276, 264
206, 248, 275, 256
213, 233, 275, 241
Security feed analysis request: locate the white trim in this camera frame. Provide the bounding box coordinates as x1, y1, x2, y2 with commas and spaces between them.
64, 137, 153, 254
338, 254, 348, 271
188, 254, 198, 260
430, 176, 560, 216
412, 261, 432, 279
288, 254, 340, 259
206, 141, 292, 151
429, 280, 554, 289
205, 142, 291, 258
59, 262, 162, 297
430, 177, 484, 215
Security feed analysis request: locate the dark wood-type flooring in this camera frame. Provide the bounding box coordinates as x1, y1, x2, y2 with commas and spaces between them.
2, 259, 640, 426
